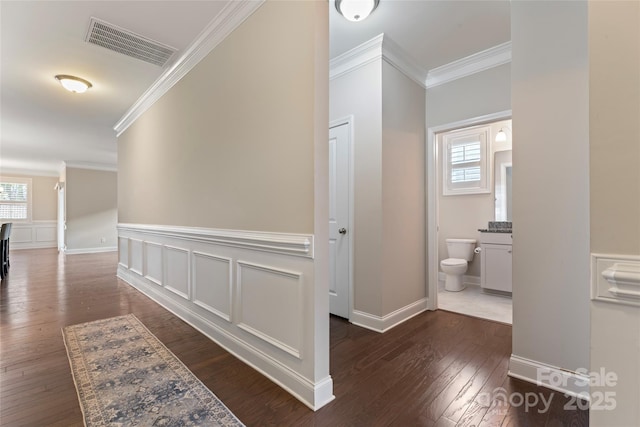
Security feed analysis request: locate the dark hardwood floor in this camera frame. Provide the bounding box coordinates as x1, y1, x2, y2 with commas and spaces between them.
0, 249, 588, 426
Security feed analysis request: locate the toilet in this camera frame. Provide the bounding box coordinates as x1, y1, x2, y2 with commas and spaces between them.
440, 238, 477, 292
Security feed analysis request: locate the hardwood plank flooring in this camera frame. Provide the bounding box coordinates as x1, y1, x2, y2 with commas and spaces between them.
0, 249, 588, 426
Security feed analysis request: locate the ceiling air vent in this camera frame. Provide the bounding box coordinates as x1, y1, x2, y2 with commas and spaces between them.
85, 18, 177, 67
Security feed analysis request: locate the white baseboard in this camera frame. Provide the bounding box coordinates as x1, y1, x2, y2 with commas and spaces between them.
12, 242, 57, 250
351, 298, 428, 333
508, 355, 590, 401
65, 246, 118, 255
118, 265, 333, 410
438, 271, 481, 286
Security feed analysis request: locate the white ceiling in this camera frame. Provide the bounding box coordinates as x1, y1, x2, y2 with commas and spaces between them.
0, 1, 510, 176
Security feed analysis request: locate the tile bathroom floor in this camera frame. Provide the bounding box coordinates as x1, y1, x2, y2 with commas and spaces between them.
438, 281, 512, 324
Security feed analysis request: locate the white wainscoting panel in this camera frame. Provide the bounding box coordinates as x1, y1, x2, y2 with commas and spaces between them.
116, 223, 331, 410
36, 226, 56, 243
129, 239, 144, 276
144, 241, 163, 286
12, 227, 32, 243
119, 237, 129, 268
10, 221, 57, 250
193, 251, 232, 322
237, 261, 303, 359
164, 245, 190, 300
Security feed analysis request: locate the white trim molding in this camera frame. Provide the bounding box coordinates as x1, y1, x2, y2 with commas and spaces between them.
63, 161, 118, 172
65, 246, 118, 255
509, 355, 591, 401
329, 33, 427, 88
351, 298, 428, 333
426, 41, 512, 88
114, 0, 265, 136
591, 253, 640, 307
118, 223, 313, 258
117, 223, 333, 410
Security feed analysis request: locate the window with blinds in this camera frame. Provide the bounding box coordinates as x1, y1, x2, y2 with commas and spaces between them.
0, 177, 32, 221
441, 126, 491, 195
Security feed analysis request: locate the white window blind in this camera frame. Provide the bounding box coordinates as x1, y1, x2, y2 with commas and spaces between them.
441, 126, 491, 195
0, 177, 32, 221
449, 141, 481, 183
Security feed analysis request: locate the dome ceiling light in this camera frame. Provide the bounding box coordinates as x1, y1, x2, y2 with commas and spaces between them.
55, 75, 93, 93
335, 0, 380, 22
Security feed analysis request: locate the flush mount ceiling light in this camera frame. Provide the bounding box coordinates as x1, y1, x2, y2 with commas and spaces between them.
55, 75, 92, 93
336, 0, 380, 22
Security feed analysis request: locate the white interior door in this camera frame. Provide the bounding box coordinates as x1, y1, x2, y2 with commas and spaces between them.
329, 123, 350, 319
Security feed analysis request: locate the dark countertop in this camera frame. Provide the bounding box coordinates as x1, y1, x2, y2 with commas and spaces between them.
478, 229, 513, 233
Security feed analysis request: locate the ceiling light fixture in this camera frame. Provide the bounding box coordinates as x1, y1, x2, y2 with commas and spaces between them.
55, 75, 93, 93
335, 0, 380, 22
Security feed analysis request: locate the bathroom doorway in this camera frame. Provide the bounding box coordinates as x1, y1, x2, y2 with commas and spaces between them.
427, 112, 513, 324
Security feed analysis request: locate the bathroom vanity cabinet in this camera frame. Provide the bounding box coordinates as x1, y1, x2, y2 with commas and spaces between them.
480, 232, 512, 293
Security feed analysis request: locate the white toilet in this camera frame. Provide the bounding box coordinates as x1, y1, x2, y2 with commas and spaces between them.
440, 238, 477, 292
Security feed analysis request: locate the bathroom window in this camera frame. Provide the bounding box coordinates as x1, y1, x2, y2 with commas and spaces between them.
441, 125, 491, 195
0, 176, 32, 222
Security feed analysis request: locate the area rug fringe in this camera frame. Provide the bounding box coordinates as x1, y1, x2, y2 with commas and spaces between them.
62, 314, 245, 426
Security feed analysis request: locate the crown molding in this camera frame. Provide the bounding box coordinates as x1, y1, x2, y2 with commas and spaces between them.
329, 33, 428, 89
63, 161, 118, 172
114, 0, 266, 137
381, 36, 428, 89
425, 41, 512, 88
330, 33, 385, 81
0, 168, 59, 178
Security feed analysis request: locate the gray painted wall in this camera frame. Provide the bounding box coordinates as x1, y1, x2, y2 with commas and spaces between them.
511, 0, 590, 372
330, 55, 426, 317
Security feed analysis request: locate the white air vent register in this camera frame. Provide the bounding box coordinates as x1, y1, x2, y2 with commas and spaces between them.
85, 18, 177, 67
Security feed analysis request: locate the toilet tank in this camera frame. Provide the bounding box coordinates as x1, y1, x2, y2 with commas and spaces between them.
446, 238, 476, 261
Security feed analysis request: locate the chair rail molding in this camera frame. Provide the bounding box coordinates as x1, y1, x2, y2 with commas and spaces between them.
591, 253, 640, 307
118, 223, 313, 258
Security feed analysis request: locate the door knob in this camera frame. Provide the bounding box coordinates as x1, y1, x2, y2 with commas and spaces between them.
338, 228, 347, 235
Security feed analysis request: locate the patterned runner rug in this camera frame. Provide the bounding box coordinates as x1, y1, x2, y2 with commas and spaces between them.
62, 314, 244, 426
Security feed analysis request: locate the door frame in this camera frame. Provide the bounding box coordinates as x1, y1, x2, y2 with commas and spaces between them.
426, 110, 512, 311
56, 182, 66, 252
329, 115, 355, 320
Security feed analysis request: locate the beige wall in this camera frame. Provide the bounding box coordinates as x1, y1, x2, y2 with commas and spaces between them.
381, 61, 426, 314
32, 175, 58, 221
65, 167, 117, 251
436, 120, 511, 277
589, 1, 640, 425
511, 0, 590, 372
118, 2, 319, 234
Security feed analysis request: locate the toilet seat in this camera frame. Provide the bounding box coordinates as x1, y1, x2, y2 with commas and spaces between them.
441, 258, 467, 267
